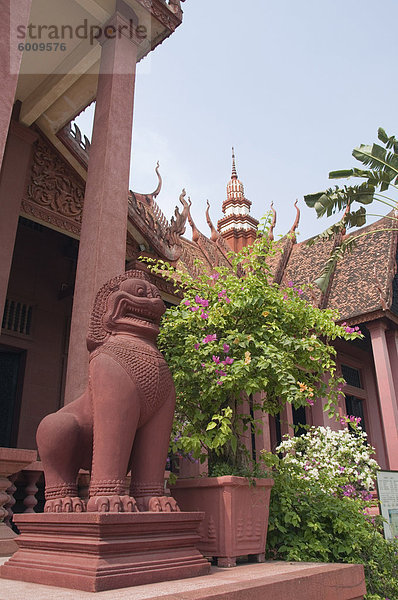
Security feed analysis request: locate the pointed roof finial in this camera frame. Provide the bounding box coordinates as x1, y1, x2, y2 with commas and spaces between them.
231, 146, 238, 180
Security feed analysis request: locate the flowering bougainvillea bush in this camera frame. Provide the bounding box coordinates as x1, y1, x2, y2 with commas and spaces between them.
275, 425, 379, 497
262, 427, 398, 600
146, 232, 360, 472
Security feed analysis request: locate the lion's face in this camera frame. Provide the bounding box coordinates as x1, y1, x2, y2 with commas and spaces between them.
102, 278, 166, 337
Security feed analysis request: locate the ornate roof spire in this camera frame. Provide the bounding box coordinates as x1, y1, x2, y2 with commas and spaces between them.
217, 148, 259, 252
231, 147, 238, 180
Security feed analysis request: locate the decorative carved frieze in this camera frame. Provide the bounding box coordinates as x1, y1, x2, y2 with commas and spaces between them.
22, 136, 85, 236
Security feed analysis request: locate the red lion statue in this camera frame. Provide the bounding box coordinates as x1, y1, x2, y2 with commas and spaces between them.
37, 270, 179, 513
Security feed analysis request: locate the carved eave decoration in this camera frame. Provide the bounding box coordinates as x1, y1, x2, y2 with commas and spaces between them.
138, 0, 185, 35
57, 122, 90, 171
128, 164, 190, 261
22, 134, 85, 238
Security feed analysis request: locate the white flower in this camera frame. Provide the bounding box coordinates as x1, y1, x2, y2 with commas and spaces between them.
275, 425, 379, 495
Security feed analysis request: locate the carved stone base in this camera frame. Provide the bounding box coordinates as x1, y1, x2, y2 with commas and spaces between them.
1, 512, 210, 591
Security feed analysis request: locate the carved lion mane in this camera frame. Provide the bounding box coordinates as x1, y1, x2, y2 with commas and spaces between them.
87, 269, 151, 352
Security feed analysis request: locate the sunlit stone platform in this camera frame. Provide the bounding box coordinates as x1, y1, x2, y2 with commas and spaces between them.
0, 557, 366, 599
0, 512, 211, 592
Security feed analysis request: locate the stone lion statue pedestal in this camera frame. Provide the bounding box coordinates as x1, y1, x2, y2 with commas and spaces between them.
1, 271, 210, 591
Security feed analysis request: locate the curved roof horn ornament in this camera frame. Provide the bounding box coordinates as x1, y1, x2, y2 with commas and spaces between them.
289, 199, 301, 235
206, 200, 219, 242
268, 202, 276, 241
150, 161, 162, 199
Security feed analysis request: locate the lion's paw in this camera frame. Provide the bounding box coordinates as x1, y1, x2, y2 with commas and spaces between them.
137, 495, 181, 512
44, 496, 86, 513
87, 494, 138, 512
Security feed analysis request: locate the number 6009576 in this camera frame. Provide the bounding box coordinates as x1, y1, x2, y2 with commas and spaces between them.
18, 42, 67, 51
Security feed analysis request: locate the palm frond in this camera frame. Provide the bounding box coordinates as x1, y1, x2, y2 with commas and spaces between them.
313, 237, 357, 293
304, 183, 375, 218
353, 144, 398, 186
378, 127, 398, 153
304, 127, 398, 291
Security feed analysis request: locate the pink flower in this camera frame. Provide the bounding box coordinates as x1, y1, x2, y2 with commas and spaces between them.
349, 415, 361, 424
217, 380, 223, 385
203, 334, 217, 344
195, 295, 201, 304
223, 357, 234, 365
212, 355, 220, 364
190, 306, 199, 312
211, 272, 219, 281
201, 363, 206, 368
287, 281, 294, 288
343, 323, 361, 334
223, 343, 230, 354
183, 300, 190, 306
201, 299, 209, 308
201, 312, 209, 319
306, 398, 314, 406
225, 297, 231, 304
194, 343, 200, 350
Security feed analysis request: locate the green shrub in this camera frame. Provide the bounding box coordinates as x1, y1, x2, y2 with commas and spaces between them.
262, 428, 398, 600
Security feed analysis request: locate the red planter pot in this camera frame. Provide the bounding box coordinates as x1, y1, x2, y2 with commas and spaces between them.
171, 476, 274, 567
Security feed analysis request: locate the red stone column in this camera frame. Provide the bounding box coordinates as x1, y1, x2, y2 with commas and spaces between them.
253, 393, 272, 454
0, 122, 37, 322
386, 329, 398, 404
64, 10, 140, 404
0, 0, 32, 169
279, 403, 294, 438
368, 321, 398, 470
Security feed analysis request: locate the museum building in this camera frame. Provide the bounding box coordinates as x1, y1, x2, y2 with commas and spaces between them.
1, 0, 397, 521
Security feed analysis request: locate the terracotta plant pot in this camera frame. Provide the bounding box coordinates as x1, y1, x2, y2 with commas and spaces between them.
171, 476, 274, 567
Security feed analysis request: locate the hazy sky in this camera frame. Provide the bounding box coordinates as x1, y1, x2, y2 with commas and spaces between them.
76, 0, 398, 242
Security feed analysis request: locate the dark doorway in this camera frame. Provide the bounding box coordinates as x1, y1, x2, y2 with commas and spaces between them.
292, 405, 307, 437
345, 395, 366, 433
0, 346, 25, 447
